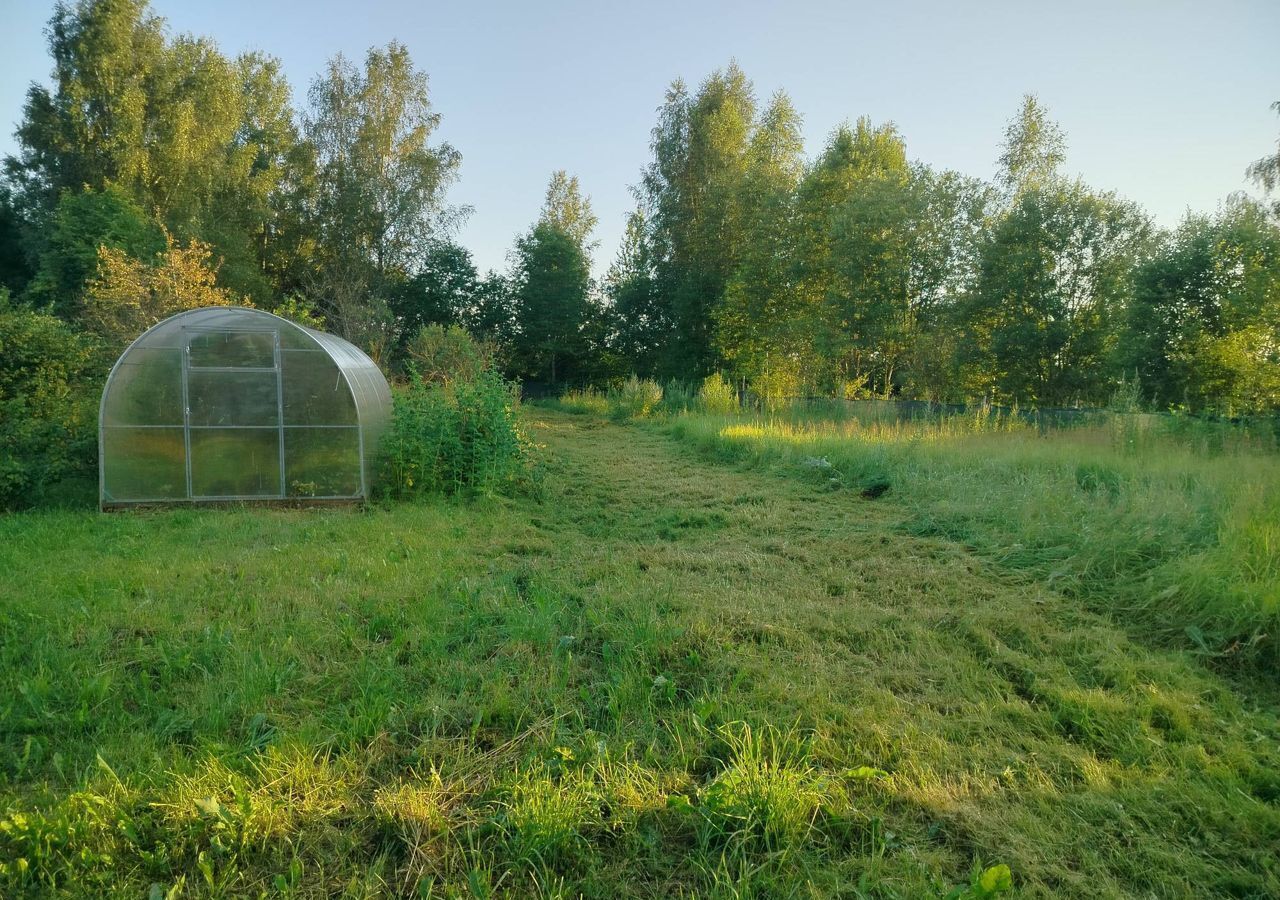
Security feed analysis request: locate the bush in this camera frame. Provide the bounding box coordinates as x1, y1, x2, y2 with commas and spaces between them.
403, 324, 495, 385
609, 376, 663, 420
0, 293, 101, 509
378, 366, 527, 498
698, 373, 738, 414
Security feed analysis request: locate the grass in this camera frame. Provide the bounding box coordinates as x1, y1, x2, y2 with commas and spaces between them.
664, 407, 1280, 672
1, 409, 1278, 897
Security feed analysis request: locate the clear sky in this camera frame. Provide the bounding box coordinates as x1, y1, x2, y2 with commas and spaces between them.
2, 0, 1277, 276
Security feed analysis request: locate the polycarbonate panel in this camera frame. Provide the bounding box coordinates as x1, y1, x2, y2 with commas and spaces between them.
285, 427, 362, 497
102, 427, 187, 500
189, 429, 282, 498
101, 348, 184, 426
187, 330, 276, 368
187, 370, 280, 426
282, 352, 356, 425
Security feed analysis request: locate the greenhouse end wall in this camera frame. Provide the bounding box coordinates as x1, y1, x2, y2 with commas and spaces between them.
99, 307, 391, 508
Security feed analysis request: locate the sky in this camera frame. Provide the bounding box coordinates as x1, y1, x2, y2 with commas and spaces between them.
1, 0, 1277, 277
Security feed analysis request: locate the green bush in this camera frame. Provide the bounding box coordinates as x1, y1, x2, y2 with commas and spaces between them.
403, 323, 495, 385
609, 375, 663, 420
0, 292, 101, 509
378, 365, 528, 498
698, 372, 738, 414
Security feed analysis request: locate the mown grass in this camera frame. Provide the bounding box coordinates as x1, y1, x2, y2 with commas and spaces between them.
664, 408, 1280, 672
1, 410, 1278, 897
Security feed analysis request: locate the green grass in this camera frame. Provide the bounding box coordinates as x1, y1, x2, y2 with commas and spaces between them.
1, 410, 1278, 897
665, 408, 1280, 672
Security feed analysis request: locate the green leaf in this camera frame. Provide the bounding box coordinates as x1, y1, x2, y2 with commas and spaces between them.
978, 863, 1013, 895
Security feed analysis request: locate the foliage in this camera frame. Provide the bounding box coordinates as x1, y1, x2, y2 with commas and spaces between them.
1247, 100, 1280, 219
22, 185, 163, 316
402, 323, 494, 386
511, 222, 594, 384
698, 372, 738, 414
607, 375, 663, 420
1121, 197, 1280, 414
387, 240, 477, 354
378, 365, 526, 497
81, 234, 249, 349
5, 0, 301, 303
0, 292, 99, 509
957, 180, 1152, 405
302, 41, 463, 350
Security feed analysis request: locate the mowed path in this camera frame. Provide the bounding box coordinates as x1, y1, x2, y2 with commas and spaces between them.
522, 411, 1279, 896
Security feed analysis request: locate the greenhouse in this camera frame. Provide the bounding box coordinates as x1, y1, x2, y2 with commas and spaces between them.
99, 307, 392, 507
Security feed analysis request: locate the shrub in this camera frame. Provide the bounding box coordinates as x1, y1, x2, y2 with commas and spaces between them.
0, 292, 100, 509
698, 373, 738, 415
609, 375, 663, 420
82, 234, 248, 349
378, 366, 527, 498
402, 323, 495, 385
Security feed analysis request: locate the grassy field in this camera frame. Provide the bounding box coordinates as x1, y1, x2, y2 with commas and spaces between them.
2, 409, 1279, 897
663, 406, 1280, 672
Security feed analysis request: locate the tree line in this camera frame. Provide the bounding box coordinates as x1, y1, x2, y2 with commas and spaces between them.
2, 0, 1279, 417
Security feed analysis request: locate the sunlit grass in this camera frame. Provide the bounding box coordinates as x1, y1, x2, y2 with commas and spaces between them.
666, 409, 1280, 669
2, 410, 1278, 897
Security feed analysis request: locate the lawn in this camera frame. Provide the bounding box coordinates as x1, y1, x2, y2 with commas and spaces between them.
1, 409, 1278, 897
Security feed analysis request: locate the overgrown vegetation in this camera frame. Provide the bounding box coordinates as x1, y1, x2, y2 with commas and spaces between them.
378, 330, 529, 498
2, 409, 1278, 896
0, 292, 98, 509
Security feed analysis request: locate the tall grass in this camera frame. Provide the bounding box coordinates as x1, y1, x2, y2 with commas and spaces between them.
666, 409, 1280, 670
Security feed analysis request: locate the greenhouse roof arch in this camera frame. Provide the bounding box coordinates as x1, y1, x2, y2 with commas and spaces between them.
99, 306, 392, 507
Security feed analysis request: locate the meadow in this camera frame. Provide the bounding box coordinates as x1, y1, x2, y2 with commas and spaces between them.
2, 406, 1279, 897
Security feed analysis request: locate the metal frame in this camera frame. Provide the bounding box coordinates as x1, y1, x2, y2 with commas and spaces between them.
181, 326, 287, 501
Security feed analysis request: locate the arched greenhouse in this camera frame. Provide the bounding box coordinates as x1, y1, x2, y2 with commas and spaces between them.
99, 307, 392, 507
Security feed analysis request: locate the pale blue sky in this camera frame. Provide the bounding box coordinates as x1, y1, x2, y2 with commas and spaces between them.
2, 0, 1277, 276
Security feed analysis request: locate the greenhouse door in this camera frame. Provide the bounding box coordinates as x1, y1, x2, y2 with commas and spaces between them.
182, 328, 285, 500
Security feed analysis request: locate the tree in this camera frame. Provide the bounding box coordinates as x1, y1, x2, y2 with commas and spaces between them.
997, 94, 1067, 196
5, 1, 302, 303
22, 185, 163, 317
82, 233, 248, 348
1247, 101, 1280, 219
387, 239, 478, 366
639, 63, 757, 377
302, 41, 463, 349
511, 223, 593, 384
794, 118, 910, 392
714, 91, 806, 392
465, 271, 517, 349
958, 181, 1151, 405
1121, 199, 1280, 413
606, 209, 664, 377
0, 188, 34, 296
541, 171, 598, 255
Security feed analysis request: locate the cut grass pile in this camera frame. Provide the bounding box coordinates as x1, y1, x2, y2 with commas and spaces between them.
665, 409, 1280, 671
1, 410, 1278, 897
